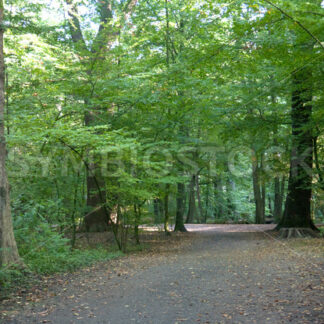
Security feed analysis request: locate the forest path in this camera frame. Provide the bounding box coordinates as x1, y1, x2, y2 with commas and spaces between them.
2, 225, 324, 324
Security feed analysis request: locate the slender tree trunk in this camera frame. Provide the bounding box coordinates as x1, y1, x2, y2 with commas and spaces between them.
71, 171, 80, 249
268, 194, 273, 217
186, 174, 197, 223
164, 184, 170, 233
274, 176, 285, 222
0, 2, 22, 267
213, 177, 224, 219
252, 152, 265, 224
261, 181, 266, 221
153, 198, 161, 224
226, 177, 236, 219
204, 180, 210, 223
278, 69, 317, 232
134, 204, 140, 245
196, 175, 204, 223
261, 154, 266, 222
314, 135, 324, 190
174, 182, 187, 232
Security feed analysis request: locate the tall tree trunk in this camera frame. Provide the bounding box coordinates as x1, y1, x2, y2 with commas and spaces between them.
261, 154, 266, 222
84, 161, 109, 232
0, 2, 22, 267
134, 204, 140, 245
164, 184, 170, 233
314, 135, 324, 190
204, 180, 210, 223
268, 195, 273, 217
186, 174, 197, 223
66, 0, 137, 233
83, 102, 109, 232
252, 152, 265, 224
196, 174, 204, 223
273, 176, 285, 222
153, 198, 163, 224
226, 177, 236, 219
278, 69, 317, 232
213, 177, 224, 219
174, 182, 187, 232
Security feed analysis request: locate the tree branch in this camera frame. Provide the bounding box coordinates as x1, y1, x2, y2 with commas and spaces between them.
65, 0, 87, 51
91, 0, 114, 52
123, 0, 138, 21
263, 0, 324, 51
299, 11, 324, 18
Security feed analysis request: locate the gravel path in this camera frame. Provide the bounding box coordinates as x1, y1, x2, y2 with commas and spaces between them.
2, 225, 324, 324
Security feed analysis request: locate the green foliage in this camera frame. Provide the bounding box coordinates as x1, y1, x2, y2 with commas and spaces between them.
0, 266, 28, 291
319, 227, 324, 238
11, 207, 122, 275
1, 0, 324, 280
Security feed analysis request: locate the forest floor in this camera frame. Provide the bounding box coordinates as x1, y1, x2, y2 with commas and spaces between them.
1, 224, 324, 324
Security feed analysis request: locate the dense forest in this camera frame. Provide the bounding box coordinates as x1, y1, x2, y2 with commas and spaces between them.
0, 0, 323, 284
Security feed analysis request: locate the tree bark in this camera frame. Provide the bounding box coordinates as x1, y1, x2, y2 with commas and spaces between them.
153, 198, 163, 224
134, 204, 140, 245
186, 174, 197, 223
252, 152, 265, 224
0, 1, 22, 267
213, 177, 224, 219
84, 161, 109, 232
196, 174, 204, 223
84, 104, 109, 232
226, 177, 236, 219
278, 69, 317, 231
174, 182, 187, 232
204, 180, 210, 223
273, 176, 285, 222
314, 135, 324, 190
164, 184, 170, 233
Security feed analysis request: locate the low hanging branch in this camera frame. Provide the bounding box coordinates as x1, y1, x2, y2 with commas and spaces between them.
263, 0, 324, 51
58, 138, 122, 250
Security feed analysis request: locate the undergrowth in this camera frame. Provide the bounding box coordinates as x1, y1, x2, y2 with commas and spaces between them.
0, 210, 123, 296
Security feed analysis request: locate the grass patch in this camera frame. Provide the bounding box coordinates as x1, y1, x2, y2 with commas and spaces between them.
25, 247, 123, 275
0, 248, 123, 299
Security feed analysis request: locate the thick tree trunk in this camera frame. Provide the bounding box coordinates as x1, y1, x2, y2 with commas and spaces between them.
186, 174, 197, 223
278, 70, 317, 232
66, 0, 138, 233
82, 105, 109, 232
0, 2, 22, 267
174, 182, 187, 232
84, 162, 109, 232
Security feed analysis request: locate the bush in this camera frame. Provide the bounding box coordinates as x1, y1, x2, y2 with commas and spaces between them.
0, 208, 122, 296
13, 211, 123, 274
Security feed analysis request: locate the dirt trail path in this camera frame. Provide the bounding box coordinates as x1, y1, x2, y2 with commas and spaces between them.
2, 225, 324, 324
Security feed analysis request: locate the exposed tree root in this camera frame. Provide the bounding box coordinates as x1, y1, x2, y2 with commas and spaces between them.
278, 227, 320, 239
